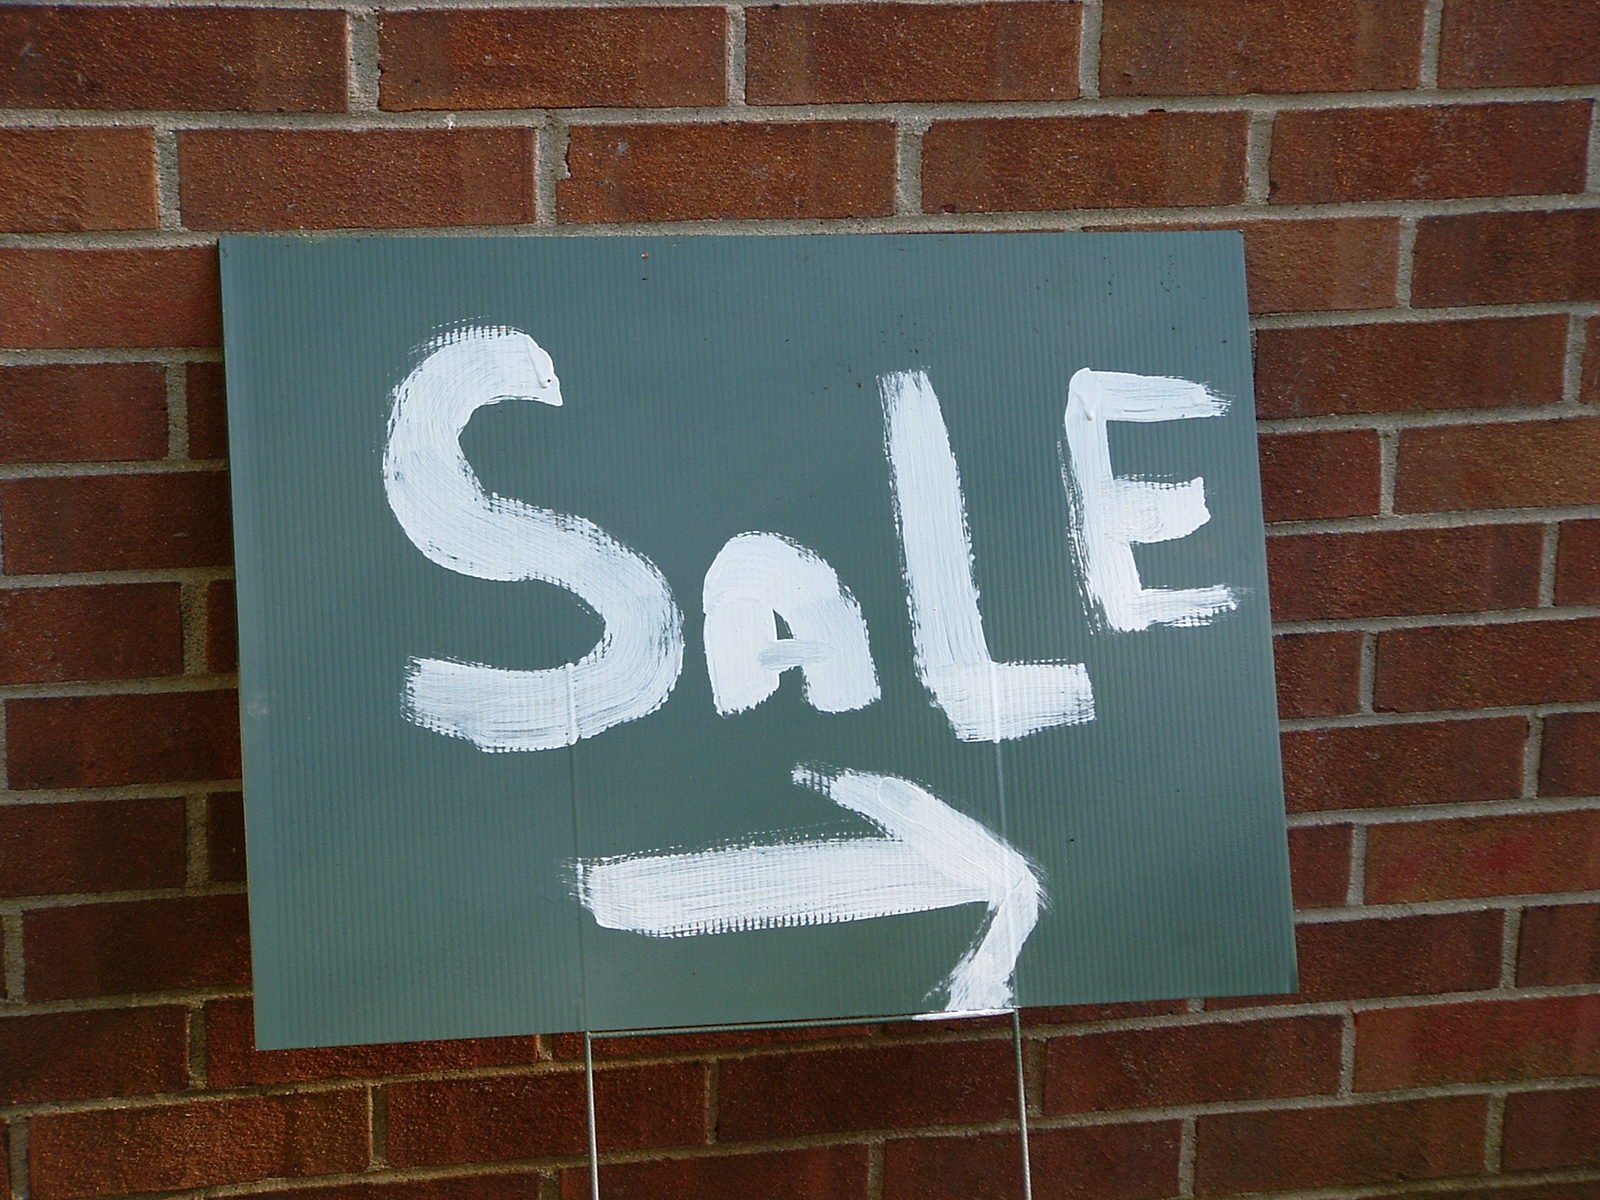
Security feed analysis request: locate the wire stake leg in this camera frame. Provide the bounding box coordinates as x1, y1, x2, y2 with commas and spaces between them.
1011, 1008, 1034, 1200
584, 1030, 601, 1200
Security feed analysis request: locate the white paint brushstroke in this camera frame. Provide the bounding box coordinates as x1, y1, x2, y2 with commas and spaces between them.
1061, 368, 1240, 634
703, 532, 879, 716
383, 326, 684, 751
572, 763, 1042, 1011
880, 370, 1094, 743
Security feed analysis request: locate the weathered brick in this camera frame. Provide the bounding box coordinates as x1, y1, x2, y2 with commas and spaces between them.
207, 791, 246, 883
0, 584, 183, 685
1518, 903, 1600, 985
1541, 711, 1600, 797
1414, 211, 1600, 306
243, 1181, 544, 1200
204, 999, 537, 1087
1556, 519, 1600, 603
1274, 632, 1364, 719
6, 689, 241, 790
185, 362, 229, 459
1584, 317, 1600, 404
560, 122, 896, 223
1375, 619, 1600, 711
1046, 1016, 1341, 1112
747, 3, 1079, 103
1282, 718, 1526, 812
1259, 430, 1381, 522
1268, 526, 1541, 621
1195, 1097, 1486, 1193
207, 579, 238, 673
178, 129, 538, 232
1289, 824, 1352, 908
1270, 103, 1591, 203
922, 113, 1245, 213
1101, 0, 1426, 95
0, 471, 231, 574
1502, 1086, 1600, 1170
0, 127, 157, 232
1398, 418, 1600, 513
1355, 994, 1600, 1089
565, 1146, 868, 1200
0, 1006, 186, 1104
386, 1064, 707, 1164
1439, 0, 1600, 86
24, 893, 249, 1000
718, 1041, 1012, 1140
28, 1091, 368, 1200
379, 7, 724, 110
0, 248, 220, 349
0, 6, 346, 111
884, 1122, 1180, 1200
1366, 809, 1600, 902
0, 796, 186, 897
1254, 317, 1568, 418
0, 363, 168, 464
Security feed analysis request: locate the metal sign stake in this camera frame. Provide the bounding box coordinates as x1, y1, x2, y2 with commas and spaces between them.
583, 1030, 601, 1200
1011, 1008, 1034, 1200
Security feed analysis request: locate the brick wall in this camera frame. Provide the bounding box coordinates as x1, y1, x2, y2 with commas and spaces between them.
1, 1, 1597, 1197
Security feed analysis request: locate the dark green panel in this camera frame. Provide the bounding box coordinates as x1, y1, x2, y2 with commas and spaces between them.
220, 232, 1295, 1048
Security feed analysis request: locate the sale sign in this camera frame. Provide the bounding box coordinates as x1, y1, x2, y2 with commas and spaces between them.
220, 232, 1295, 1048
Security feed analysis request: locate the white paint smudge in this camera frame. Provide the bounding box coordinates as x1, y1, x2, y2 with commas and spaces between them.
1061, 368, 1240, 634
702, 532, 879, 716
382, 326, 684, 751
880, 369, 1095, 743
572, 763, 1042, 1011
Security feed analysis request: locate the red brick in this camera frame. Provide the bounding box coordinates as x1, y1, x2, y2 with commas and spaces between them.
719, 1040, 1012, 1140
922, 113, 1245, 213
1439, 0, 1600, 86
1518, 903, 1600, 985
242, 1181, 544, 1200
0, 363, 168, 464
207, 580, 238, 674
179, 129, 538, 232
1195, 1097, 1486, 1193
560, 122, 895, 223
1366, 809, 1600, 902
1101, 0, 1425, 95
565, 1146, 868, 1200
1583, 317, 1600, 404
1371, 1186, 1600, 1200
0, 128, 157, 232
6, 689, 240, 791
185, 362, 228, 459
0, 247, 220, 349
0, 7, 346, 112
747, 4, 1079, 103
1557, 519, 1600, 603
379, 8, 724, 110
0, 1006, 186, 1104
1270, 103, 1590, 203
207, 791, 246, 883
1502, 1086, 1600, 1170
1029, 1001, 1188, 1025
1289, 824, 1352, 908
205, 999, 537, 1087
1254, 317, 1568, 418
1243, 218, 1399, 313
1375, 619, 1600, 711
1398, 418, 1600, 513
1414, 210, 1600, 307
1218, 911, 1503, 1007
28, 1091, 367, 1200
1355, 994, 1600, 1089
1274, 632, 1364, 719
0, 796, 185, 897
1282, 718, 1526, 813
1542, 712, 1600, 797
0, 584, 183, 685
884, 1122, 1180, 1200
1259, 430, 1381, 523
1269, 526, 1541, 621
1047, 1016, 1340, 1113
386, 1064, 707, 1165
551, 1022, 869, 1061
24, 893, 249, 1001
0, 471, 231, 574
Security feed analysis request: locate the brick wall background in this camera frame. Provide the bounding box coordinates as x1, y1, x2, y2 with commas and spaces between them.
1, 1, 1598, 1197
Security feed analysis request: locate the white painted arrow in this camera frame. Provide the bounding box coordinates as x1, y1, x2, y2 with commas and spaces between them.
570, 764, 1043, 1011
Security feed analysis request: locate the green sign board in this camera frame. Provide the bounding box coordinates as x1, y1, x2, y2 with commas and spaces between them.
221, 232, 1295, 1049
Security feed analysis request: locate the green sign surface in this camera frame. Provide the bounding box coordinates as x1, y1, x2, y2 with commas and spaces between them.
221, 232, 1295, 1049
